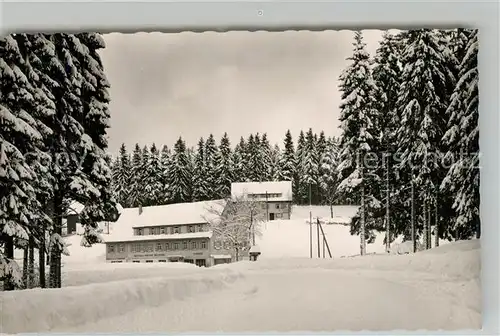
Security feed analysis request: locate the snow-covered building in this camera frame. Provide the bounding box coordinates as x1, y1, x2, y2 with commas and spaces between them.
62, 201, 85, 236
231, 181, 293, 221
104, 200, 244, 266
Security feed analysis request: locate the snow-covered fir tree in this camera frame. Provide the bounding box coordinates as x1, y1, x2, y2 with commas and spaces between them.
160, 145, 172, 204
168, 137, 192, 203
320, 137, 340, 215
141, 144, 164, 206
441, 29, 479, 240
111, 143, 130, 207
204, 134, 219, 199
270, 144, 282, 181
301, 128, 320, 204
396, 29, 458, 249
294, 130, 306, 204
232, 137, 247, 182
192, 138, 210, 201
129, 143, 143, 207
277, 130, 296, 183
259, 133, 273, 181
214, 133, 234, 198
337, 31, 379, 255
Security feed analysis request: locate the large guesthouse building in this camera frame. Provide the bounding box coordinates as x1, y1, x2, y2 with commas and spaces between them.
231, 181, 293, 221
104, 200, 240, 266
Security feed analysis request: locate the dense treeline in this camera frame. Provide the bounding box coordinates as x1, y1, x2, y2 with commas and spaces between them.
0, 33, 116, 290
111, 130, 344, 208
336, 29, 479, 254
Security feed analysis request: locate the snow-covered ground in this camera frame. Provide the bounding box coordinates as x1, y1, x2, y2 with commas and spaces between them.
4, 205, 479, 333
3, 238, 480, 333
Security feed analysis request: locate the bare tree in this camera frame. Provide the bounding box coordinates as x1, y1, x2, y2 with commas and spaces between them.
204, 194, 265, 261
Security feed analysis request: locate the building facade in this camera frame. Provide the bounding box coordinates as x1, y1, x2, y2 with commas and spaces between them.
104, 200, 248, 266
231, 181, 293, 221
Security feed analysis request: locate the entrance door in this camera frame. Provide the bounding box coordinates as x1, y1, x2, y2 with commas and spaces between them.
269, 213, 275, 221
195, 259, 206, 267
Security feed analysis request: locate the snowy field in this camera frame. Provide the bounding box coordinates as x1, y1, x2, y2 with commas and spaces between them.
4, 205, 479, 333
3, 239, 480, 333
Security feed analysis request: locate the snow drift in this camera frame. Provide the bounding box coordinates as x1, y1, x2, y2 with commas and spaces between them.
1, 268, 244, 334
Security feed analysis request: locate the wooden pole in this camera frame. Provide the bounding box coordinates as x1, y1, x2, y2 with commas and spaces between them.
317, 218, 332, 258
309, 211, 313, 258
316, 217, 320, 258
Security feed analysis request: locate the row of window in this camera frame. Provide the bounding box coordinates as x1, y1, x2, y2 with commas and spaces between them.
134, 224, 207, 236
108, 240, 208, 253
249, 193, 282, 199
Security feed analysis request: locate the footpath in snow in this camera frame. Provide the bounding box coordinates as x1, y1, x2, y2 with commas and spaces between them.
1, 239, 481, 333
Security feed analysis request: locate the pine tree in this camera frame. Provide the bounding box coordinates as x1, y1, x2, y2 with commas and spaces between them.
141, 143, 163, 206
278, 130, 296, 183
0, 34, 49, 290
441, 29, 479, 240
129, 144, 143, 207
295, 131, 306, 204
316, 131, 327, 203
270, 144, 282, 181
233, 137, 247, 182
320, 137, 340, 215
112, 143, 130, 207
192, 138, 210, 201
204, 134, 219, 199
168, 137, 192, 203
160, 145, 172, 204
396, 29, 458, 250
214, 133, 234, 198
372, 31, 404, 248
260, 133, 273, 181
301, 128, 320, 204
337, 31, 379, 255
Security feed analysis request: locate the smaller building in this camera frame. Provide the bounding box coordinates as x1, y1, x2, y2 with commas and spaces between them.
231, 181, 293, 221
62, 201, 85, 236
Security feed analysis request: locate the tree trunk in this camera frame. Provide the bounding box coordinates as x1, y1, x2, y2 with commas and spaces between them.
360, 167, 366, 256
3, 236, 16, 290
330, 203, 333, 218
49, 191, 63, 288
434, 197, 439, 247
385, 158, 390, 252
22, 245, 28, 289
39, 234, 46, 288
28, 236, 35, 288
411, 179, 416, 253
423, 200, 428, 250
427, 199, 432, 249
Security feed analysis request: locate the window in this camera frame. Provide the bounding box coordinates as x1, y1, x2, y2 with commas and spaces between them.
160, 227, 165, 235
146, 243, 154, 252
119, 244, 125, 253
174, 226, 180, 234
107, 244, 115, 253
159, 260, 167, 263
201, 241, 207, 249
213, 241, 222, 250
156, 243, 163, 251
149, 228, 155, 235
197, 225, 203, 232
223, 241, 231, 250
170, 227, 175, 234
276, 213, 282, 219
192, 241, 198, 250
188, 225, 194, 233
276, 204, 280, 209
173, 242, 179, 250
165, 243, 170, 250
146, 260, 153, 263
183, 241, 188, 250
137, 229, 143, 236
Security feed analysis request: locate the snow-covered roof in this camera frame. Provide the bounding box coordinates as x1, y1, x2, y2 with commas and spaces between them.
231, 181, 293, 202
65, 201, 85, 216
105, 200, 226, 243
104, 231, 213, 243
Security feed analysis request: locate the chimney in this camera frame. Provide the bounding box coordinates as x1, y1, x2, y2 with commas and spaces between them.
138, 204, 143, 215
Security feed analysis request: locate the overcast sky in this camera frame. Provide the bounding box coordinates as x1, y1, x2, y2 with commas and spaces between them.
99, 30, 385, 155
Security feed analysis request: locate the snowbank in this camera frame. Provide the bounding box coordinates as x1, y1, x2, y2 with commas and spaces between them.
227, 239, 480, 280
1, 268, 244, 334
